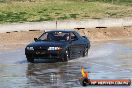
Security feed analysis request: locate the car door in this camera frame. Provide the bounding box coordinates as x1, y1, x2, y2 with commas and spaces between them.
69, 32, 85, 59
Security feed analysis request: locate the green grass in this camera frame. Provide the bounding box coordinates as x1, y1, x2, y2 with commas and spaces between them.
0, 0, 132, 23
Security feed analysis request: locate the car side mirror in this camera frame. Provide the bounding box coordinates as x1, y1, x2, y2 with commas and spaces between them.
34, 38, 38, 41
82, 36, 87, 39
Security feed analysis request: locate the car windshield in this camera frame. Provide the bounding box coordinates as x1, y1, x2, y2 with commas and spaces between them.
38, 31, 70, 42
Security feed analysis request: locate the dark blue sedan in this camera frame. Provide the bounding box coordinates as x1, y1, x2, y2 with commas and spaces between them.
25, 30, 90, 63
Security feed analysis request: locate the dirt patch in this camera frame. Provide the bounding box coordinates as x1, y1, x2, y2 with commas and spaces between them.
0, 30, 43, 50
75, 26, 132, 41
0, 26, 132, 50
0, 30, 43, 44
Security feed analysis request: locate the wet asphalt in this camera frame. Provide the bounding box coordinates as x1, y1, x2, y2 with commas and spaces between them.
0, 40, 132, 88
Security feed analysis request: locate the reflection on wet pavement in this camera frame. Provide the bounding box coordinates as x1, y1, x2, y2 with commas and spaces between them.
0, 40, 132, 88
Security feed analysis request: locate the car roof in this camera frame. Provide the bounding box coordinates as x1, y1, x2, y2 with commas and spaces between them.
45, 30, 75, 33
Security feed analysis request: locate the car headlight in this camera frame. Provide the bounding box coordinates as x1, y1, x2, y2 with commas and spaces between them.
26, 47, 34, 50
48, 47, 62, 50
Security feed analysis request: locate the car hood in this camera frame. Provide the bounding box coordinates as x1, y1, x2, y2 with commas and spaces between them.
27, 41, 68, 47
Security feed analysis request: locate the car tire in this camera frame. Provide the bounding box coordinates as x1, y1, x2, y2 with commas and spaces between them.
83, 47, 88, 57
27, 57, 34, 63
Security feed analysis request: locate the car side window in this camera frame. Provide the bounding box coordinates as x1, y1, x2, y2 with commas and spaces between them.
71, 32, 78, 41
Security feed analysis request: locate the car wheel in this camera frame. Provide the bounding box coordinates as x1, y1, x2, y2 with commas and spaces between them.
83, 47, 88, 57
63, 50, 69, 62
27, 57, 34, 63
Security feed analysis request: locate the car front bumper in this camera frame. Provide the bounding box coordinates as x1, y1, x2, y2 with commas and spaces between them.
25, 49, 65, 62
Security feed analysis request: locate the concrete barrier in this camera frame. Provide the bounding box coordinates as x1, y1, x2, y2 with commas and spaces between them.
0, 17, 132, 33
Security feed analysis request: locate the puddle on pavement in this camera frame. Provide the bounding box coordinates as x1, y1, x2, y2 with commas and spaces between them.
0, 40, 132, 88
